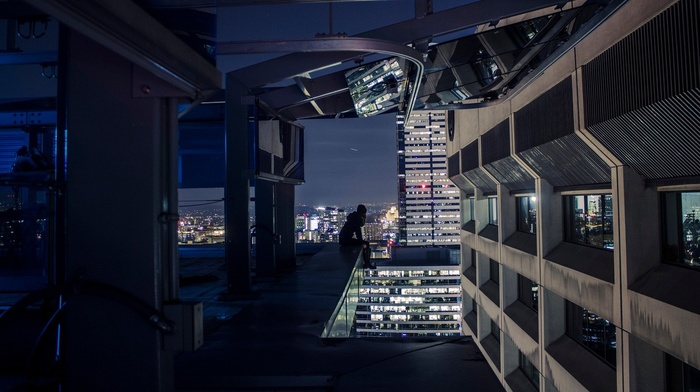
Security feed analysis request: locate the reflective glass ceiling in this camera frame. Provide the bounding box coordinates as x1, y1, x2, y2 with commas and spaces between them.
415, 3, 607, 109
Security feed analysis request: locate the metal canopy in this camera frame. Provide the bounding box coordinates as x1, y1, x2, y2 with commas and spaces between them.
0, 0, 620, 120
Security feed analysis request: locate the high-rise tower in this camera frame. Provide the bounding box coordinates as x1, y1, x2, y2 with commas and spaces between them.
397, 110, 461, 246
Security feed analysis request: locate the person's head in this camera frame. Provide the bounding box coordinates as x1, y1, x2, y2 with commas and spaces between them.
357, 204, 367, 215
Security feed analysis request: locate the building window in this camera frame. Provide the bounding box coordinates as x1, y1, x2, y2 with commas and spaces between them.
469, 197, 475, 221
565, 300, 616, 368
517, 274, 538, 312
516, 196, 537, 234
489, 259, 499, 285
661, 191, 700, 270
564, 194, 613, 250
666, 353, 700, 391
519, 351, 540, 389
488, 197, 498, 225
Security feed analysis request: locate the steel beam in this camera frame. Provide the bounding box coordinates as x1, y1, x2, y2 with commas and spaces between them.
23, 0, 221, 98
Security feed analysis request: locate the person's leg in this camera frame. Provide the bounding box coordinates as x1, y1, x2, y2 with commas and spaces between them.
362, 241, 375, 269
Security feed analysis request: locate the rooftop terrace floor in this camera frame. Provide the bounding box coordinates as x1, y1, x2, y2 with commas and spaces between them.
175, 244, 505, 391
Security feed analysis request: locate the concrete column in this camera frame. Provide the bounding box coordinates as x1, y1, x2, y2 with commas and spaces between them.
255, 179, 276, 278
62, 30, 177, 391
275, 182, 296, 271
537, 179, 561, 258
224, 75, 252, 294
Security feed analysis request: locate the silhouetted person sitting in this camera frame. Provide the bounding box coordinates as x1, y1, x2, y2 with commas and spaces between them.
339, 204, 375, 269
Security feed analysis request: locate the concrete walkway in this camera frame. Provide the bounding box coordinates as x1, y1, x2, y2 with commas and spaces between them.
174, 245, 504, 391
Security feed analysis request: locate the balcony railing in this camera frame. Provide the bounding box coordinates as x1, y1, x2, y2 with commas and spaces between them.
320, 251, 364, 338
321, 241, 390, 338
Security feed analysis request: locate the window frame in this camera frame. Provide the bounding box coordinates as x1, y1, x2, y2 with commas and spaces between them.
661, 191, 700, 270
517, 274, 538, 312
519, 350, 540, 389
488, 196, 498, 226
516, 195, 537, 234
563, 193, 614, 250
565, 300, 617, 369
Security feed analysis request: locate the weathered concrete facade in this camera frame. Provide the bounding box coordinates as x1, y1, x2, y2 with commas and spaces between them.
449, 0, 700, 390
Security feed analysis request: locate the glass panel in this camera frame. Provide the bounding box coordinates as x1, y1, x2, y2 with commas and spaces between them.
565, 194, 614, 250
0, 182, 51, 292
519, 351, 540, 389
602, 194, 614, 249
516, 196, 537, 234
587, 194, 603, 247
488, 197, 498, 226
517, 274, 538, 312
469, 197, 475, 221
566, 300, 617, 368
667, 354, 700, 392
663, 192, 700, 269
321, 253, 364, 338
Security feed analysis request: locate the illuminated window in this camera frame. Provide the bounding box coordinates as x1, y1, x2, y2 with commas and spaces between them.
516, 196, 537, 234
564, 194, 613, 249
661, 191, 700, 270
517, 274, 537, 312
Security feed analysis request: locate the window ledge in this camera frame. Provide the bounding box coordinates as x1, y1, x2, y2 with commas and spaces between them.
545, 242, 614, 283
505, 369, 538, 392
504, 231, 537, 256
546, 335, 616, 392
462, 220, 476, 233
504, 300, 538, 342
478, 224, 499, 242
630, 263, 700, 315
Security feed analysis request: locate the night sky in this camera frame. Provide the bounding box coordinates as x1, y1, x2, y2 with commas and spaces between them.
180, 0, 475, 211
178, 114, 399, 211
296, 114, 399, 207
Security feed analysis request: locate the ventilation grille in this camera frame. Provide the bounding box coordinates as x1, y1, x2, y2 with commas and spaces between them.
461, 140, 479, 172
463, 167, 497, 194
514, 77, 574, 152
582, 0, 700, 126
588, 89, 700, 180
483, 156, 535, 193
517, 134, 610, 188
481, 119, 510, 165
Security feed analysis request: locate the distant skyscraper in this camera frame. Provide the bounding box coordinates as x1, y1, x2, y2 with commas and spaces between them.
356, 247, 462, 337
397, 110, 461, 246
